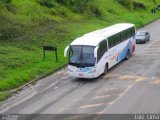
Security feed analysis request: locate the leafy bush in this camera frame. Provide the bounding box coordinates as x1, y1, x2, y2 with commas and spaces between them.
2, 0, 11, 4
55, 0, 88, 13
88, 2, 102, 17
55, 0, 102, 16
37, 0, 55, 8
117, 0, 132, 9
1, 0, 16, 13
133, 1, 146, 10
117, 0, 146, 10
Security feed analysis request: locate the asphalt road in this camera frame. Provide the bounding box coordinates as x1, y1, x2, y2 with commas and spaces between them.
1, 20, 160, 120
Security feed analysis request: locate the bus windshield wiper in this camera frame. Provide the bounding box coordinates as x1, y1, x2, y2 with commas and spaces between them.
80, 55, 91, 67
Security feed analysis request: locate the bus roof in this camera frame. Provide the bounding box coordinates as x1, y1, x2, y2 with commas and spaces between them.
70, 23, 135, 46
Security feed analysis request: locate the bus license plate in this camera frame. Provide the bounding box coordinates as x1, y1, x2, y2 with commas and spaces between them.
79, 74, 84, 77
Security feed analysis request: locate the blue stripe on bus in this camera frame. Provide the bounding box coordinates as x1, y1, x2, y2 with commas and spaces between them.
117, 40, 132, 62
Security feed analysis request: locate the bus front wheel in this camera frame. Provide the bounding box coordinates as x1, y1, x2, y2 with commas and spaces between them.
104, 63, 108, 74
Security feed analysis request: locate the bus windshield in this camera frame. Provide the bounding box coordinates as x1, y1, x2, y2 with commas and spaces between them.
69, 45, 96, 67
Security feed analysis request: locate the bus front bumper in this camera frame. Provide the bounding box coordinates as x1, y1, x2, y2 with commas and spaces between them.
68, 71, 99, 79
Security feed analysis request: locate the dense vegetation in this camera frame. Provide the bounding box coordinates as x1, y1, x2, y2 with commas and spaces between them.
0, 0, 160, 100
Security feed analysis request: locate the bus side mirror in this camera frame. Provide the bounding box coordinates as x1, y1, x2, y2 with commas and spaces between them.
94, 46, 99, 58
64, 46, 69, 57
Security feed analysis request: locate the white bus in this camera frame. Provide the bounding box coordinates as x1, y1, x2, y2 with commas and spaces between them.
64, 23, 136, 78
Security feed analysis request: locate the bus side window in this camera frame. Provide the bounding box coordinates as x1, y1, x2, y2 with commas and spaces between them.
108, 36, 114, 48
114, 33, 121, 45
127, 28, 132, 38
120, 31, 127, 41
132, 27, 136, 36
97, 40, 107, 62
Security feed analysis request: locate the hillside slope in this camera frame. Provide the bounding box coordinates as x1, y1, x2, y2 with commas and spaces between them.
0, 0, 160, 99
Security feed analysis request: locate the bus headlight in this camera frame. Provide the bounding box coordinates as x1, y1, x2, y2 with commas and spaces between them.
88, 69, 96, 73
68, 68, 74, 72
92, 69, 96, 73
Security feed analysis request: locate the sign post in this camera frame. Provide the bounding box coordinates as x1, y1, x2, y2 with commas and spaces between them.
43, 46, 58, 61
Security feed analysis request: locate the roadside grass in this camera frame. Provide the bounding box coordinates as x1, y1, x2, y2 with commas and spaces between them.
0, 0, 160, 96
0, 92, 12, 102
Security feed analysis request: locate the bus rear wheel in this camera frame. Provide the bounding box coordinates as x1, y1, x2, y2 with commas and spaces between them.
125, 50, 130, 60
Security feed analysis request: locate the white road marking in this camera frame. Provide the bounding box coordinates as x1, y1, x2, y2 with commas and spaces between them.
94, 95, 110, 99
58, 98, 79, 113
80, 103, 107, 109
40, 80, 59, 93
94, 85, 133, 115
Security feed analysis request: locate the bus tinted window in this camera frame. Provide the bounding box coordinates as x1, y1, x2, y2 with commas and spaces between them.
121, 31, 127, 41
114, 33, 121, 45
97, 40, 107, 62
132, 27, 135, 35
109, 31, 126, 48
108, 27, 135, 48
127, 28, 132, 38
108, 36, 114, 48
